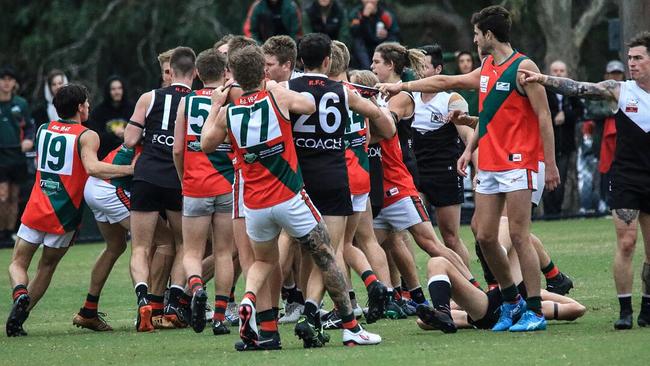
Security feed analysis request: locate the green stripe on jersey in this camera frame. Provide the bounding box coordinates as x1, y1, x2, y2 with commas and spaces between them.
250, 143, 303, 195
478, 56, 526, 139
40, 171, 84, 232
207, 152, 235, 184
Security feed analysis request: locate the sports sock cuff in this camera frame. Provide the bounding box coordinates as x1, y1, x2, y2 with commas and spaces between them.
361, 270, 377, 286
135, 282, 148, 290
541, 260, 555, 274
501, 284, 519, 302
12, 284, 28, 301
527, 296, 542, 314
258, 309, 275, 322
243, 291, 257, 304
170, 284, 184, 291
282, 283, 296, 289
86, 293, 100, 303
188, 275, 203, 291
348, 290, 356, 301
427, 275, 450, 286
303, 300, 319, 318
617, 293, 632, 298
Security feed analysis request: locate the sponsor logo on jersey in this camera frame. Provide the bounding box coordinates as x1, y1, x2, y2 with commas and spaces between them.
294, 137, 343, 150
40, 178, 61, 194
496, 82, 510, 91
386, 187, 399, 197
368, 145, 382, 158
187, 140, 202, 152
152, 133, 175, 146
625, 97, 639, 113
509, 153, 522, 162
243, 142, 285, 164
480, 75, 490, 93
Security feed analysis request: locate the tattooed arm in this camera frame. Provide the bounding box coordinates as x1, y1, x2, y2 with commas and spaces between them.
519, 69, 621, 102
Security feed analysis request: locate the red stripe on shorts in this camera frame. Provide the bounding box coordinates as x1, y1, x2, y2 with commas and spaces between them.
300, 190, 321, 222
116, 187, 130, 209
411, 196, 430, 222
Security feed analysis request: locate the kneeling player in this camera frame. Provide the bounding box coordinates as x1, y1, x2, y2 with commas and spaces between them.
6, 85, 134, 336
202, 45, 381, 350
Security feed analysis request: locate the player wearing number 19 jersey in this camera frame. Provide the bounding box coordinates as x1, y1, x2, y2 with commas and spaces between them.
7, 85, 134, 337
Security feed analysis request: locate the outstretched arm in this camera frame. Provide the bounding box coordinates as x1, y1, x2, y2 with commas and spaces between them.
376, 68, 481, 97
519, 69, 620, 102
80, 130, 134, 179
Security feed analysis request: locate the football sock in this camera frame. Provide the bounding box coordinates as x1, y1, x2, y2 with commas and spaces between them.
427, 275, 451, 311
393, 286, 403, 301
229, 286, 236, 303
618, 294, 633, 316
294, 288, 305, 305
409, 286, 427, 305
283, 284, 298, 303
168, 285, 184, 308
361, 270, 378, 289
527, 296, 543, 315
542, 260, 560, 279
135, 283, 148, 305
501, 284, 520, 303
188, 275, 203, 294
258, 309, 278, 337
303, 300, 319, 324
340, 311, 361, 332
213, 295, 229, 322
475, 241, 498, 287
80, 293, 99, 318
12, 284, 28, 302
148, 294, 164, 316
243, 291, 257, 305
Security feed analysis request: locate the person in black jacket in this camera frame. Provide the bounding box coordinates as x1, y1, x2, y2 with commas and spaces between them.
543, 60, 584, 215
303, 0, 348, 43
349, 0, 399, 69
87, 76, 134, 159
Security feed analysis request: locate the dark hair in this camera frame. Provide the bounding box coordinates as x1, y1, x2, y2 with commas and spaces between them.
170, 47, 196, 77
375, 42, 427, 78
228, 45, 265, 91
627, 31, 650, 53
53, 84, 89, 119
104, 75, 128, 106
196, 49, 226, 83
298, 33, 332, 69
419, 44, 443, 69
470, 5, 511, 43
263, 35, 297, 69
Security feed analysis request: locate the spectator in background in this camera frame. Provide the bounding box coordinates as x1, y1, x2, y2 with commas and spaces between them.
454, 50, 478, 116
243, 0, 302, 43
87, 76, 134, 159
349, 0, 399, 69
544, 60, 584, 215
0, 66, 34, 244
584, 60, 627, 213
32, 69, 68, 128
303, 0, 348, 43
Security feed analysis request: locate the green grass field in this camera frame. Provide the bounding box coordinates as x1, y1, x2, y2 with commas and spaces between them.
0, 217, 648, 365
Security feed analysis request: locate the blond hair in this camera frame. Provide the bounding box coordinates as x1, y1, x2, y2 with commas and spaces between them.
328, 40, 350, 77
375, 42, 427, 79
349, 70, 379, 87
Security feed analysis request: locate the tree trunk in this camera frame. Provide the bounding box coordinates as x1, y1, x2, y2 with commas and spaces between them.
619, 0, 650, 61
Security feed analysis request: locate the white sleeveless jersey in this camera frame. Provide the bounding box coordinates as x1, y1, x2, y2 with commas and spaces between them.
412, 91, 452, 132
617, 80, 650, 132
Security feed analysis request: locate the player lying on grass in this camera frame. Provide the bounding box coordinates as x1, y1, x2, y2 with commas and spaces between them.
415, 223, 586, 333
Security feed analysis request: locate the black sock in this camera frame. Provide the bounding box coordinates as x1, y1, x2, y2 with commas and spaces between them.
348, 290, 356, 302
409, 286, 427, 305
272, 306, 280, 320
642, 296, 650, 313
619, 295, 633, 316
394, 286, 402, 301
135, 283, 148, 305
229, 286, 236, 303
427, 275, 451, 312
284, 285, 298, 303
258, 309, 277, 338
527, 296, 542, 315
303, 300, 319, 324
80, 293, 100, 318
475, 241, 497, 286
501, 284, 519, 303
294, 288, 305, 305
340, 311, 361, 332
168, 286, 184, 308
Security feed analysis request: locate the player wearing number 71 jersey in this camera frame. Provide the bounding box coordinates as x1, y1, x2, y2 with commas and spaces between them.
201, 44, 381, 350
6, 84, 135, 337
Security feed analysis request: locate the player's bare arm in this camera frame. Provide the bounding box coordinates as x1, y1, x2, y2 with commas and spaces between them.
519, 59, 561, 191
272, 87, 316, 116
376, 68, 481, 97
387, 92, 414, 122
519, 69, 620, 102
201, 86, 229, 153
297, 221, 353, 317
457, 127, 479, 177
124, 91, 152, 148
172, 98, 187, 182
80, 130, 134, 179
348, 90, 394, 140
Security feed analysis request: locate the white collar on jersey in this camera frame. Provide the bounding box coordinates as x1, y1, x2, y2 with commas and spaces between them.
302, 72, 328, 78
171, 82, 192, 89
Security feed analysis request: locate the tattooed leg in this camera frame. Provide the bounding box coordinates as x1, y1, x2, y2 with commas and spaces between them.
615, 209, 639, 226
298, 221, 353, 318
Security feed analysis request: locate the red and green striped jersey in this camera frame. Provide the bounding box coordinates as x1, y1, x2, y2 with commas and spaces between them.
226, 89, 303, 209
102, 143, 142, 191
182, 88, 234, 197
22, 120, 89, 234
345, 108, 370, 195
478, 52, 540, 172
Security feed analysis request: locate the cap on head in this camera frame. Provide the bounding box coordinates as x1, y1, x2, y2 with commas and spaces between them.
0, 66, 18, 80
606, 60, 625, 73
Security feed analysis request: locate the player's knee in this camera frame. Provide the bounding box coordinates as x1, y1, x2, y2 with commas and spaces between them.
440, 230, 459, 247
475, 232, 497, 247
617, 237, 636, 257
154, 243, 175, 257
426, 257, 449, 275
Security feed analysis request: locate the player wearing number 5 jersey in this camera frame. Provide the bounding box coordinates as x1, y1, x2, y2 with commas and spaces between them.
124, 47, 195, 332
6, 85, 135, 337
172, 49, 235, 335
202, 45, 381, 350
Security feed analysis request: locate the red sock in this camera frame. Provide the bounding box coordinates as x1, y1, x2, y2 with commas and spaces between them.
243, 291, 256, 304
544, 266, 560, 279
361, 270, 378, 289
213, 295, 228, 322
188, 275, 203, 294
12, 285, 28, 302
